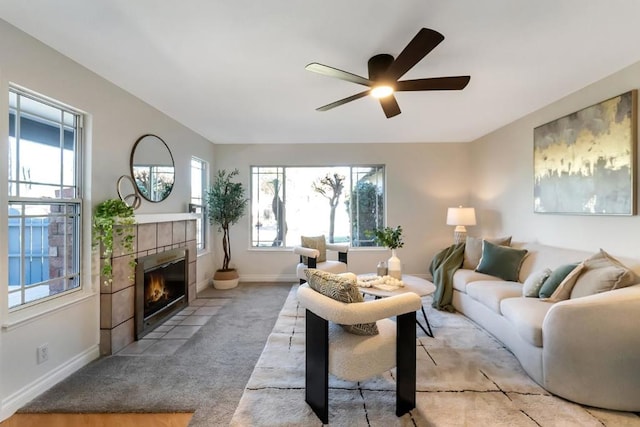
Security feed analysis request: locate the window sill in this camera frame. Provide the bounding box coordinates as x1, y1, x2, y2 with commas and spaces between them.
247, 246, 387, 252
196, 249, 211, 258
248, 246, 292, 252
2, 290, 97, 331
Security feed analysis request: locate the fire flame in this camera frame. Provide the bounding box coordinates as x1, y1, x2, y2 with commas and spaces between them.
145, 272, 169, 304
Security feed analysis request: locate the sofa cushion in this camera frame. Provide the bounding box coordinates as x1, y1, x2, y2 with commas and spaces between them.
538, 263, 580, 299
570, 249, 638, 299
452, 269, 503, 293
463, 235, 512, 269
476, 240, 528, 282
500, 297, 555, 347
466, 281, 523, 314
329, 318, 396, 381
522, 268, 552, 297
304, 269, 378, 336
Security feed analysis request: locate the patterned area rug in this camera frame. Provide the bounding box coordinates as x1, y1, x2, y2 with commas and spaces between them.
230, 286, 640, 426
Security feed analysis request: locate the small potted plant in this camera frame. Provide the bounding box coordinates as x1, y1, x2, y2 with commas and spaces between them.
206, 169, 248, 289
374, 225, 404, 279
92, 198, 136, 286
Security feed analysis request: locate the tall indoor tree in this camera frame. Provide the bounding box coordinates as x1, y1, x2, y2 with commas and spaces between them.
206, 169, 248, 289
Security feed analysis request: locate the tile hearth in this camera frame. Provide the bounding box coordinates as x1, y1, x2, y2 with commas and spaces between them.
116, 296, 230, 356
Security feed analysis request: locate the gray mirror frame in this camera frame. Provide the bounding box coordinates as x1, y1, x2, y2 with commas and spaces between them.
130, 134, 175, 203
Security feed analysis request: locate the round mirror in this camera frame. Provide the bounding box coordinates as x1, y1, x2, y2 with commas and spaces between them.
130, 134, 175, 203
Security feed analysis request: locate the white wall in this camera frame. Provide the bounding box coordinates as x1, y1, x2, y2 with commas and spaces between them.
213, 142, 471, 281
0, 19, 215, 420
470, 59, 640, 259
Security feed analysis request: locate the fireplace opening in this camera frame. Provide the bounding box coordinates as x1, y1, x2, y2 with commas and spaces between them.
135, 248, 188, 339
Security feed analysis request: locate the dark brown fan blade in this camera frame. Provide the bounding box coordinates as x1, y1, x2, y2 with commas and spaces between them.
305, 63, 372, 87
396, 76, 471, 91
316, 90, 370, 111
384, 28, 445, 81
379, 95, 401, 118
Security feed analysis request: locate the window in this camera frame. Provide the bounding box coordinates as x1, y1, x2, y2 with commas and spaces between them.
190, 157, 208, 252
251, 166, 384, 247
8, 87, 83, 309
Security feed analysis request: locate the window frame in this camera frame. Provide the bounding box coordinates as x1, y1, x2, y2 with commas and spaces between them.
250, 165, 385, 249
7, 86, 84, 311
190, 156, 209, 254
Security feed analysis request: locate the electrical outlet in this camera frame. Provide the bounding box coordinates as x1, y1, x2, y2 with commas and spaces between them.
37, 343, 49, 364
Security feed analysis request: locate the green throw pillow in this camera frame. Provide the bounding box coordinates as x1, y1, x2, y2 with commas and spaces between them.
538, 263, 580, 299
463, 235, 512, 269
475, 240, 528, 281
304, 269, 379, 336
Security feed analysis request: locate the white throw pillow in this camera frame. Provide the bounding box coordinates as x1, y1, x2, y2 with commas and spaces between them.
522, 268, 552, 297
570, 249, 638, 299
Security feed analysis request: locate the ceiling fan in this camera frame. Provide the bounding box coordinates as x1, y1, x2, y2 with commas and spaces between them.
305, 28, 470, 118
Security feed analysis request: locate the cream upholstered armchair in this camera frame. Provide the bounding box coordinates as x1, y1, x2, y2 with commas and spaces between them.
293, 241, 349, 284
297, 280, 422, 423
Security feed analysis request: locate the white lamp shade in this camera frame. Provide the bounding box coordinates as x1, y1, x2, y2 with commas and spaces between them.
446, 207, 476, 226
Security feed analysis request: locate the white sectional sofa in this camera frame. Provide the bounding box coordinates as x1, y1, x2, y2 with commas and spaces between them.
451, 242, 640, 411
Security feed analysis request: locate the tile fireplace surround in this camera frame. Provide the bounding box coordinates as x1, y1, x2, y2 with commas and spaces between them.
99, 214, 198, 355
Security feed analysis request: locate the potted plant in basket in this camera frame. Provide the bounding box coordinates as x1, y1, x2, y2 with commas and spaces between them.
206, 169, 248, 289
374, 225, 404, 279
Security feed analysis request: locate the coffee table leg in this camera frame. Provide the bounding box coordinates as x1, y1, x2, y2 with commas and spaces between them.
375, 294, 433, 337
417, 306, 434, 338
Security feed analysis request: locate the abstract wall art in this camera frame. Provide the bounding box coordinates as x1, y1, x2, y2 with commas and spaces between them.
533, 90, 637, 215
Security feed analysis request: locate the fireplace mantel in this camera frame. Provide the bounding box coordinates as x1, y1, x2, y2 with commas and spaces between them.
135, 213, 199, 224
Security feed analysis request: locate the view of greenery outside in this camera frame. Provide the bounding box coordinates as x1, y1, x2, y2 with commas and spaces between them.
251, 166, 384, 247
346, 180, 384, 247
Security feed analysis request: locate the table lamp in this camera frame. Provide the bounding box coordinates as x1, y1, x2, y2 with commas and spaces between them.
446, 206, 476, 244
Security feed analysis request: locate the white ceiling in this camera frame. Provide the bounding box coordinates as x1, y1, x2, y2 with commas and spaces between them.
2, 1, 640, 144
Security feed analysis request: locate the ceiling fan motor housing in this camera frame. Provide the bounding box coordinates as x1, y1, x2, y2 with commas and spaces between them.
368, 54, 394, 82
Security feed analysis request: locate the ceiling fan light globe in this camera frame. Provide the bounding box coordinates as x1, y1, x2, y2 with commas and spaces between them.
370, 85, 394, 99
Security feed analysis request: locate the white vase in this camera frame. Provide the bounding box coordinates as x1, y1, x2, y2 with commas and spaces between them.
387, 249, 402, 279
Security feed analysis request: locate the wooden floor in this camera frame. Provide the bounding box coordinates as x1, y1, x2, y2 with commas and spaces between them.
0, 412, 193, 427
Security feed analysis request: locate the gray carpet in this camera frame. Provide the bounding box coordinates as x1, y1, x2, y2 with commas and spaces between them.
18, 282, 293, 427
231, 286, 640, 426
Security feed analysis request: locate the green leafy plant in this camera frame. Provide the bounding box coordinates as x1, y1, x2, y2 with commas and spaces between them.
373, 225, 404, 250
92, 198, 136, 285
206, 169, 248, 271
346, 180, 384, 247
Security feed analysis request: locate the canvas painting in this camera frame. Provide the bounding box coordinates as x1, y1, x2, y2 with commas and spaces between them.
533, 90, 637, 215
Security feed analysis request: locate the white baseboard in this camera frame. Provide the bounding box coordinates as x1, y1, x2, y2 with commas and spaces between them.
196, 278, 212, 293
195, 275, 295, 293
0, 344, 100, 422
238, 274, 298, 283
